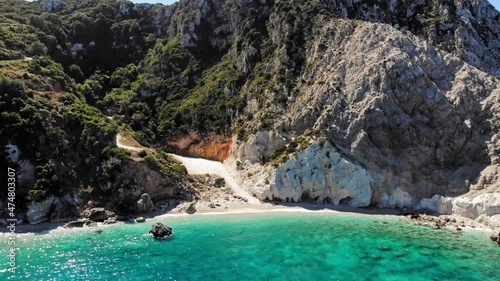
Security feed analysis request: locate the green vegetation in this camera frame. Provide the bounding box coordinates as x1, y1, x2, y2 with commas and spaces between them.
261, 130, 321, 167
214, 177, 225, 187
174, 54, 245, 134
0, 0, 323, 209
102, 147, 132, 159
144, 152, 187, 176
28, 56, 76, 91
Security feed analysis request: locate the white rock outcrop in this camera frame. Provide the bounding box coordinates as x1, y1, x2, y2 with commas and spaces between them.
378, 188, 414, 209
415, 195, 453, 214
5, 144, 19, 164
415, 193, 500, 226
226, 138, 372, 207
451, 193, 500, 219
273, 140, 371, 206
40, 0, 61, 12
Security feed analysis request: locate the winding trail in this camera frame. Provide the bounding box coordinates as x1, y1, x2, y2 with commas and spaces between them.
115, 134, 144, 152
115, 133, 259, 204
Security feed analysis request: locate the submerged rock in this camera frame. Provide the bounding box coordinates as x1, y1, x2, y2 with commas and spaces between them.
149, 222, 173, 238
491, 229, 500, 245
136, 217, 146, 223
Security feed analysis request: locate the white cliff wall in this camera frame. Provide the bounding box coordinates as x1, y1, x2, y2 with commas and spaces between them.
225, 136, 372, 207
225, 132, 500, 225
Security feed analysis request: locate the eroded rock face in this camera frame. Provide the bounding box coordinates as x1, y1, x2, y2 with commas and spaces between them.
225, 14, 500, 212
416, 195, 453, 214
50, 195, 78, 222
137, 193, 155, 213
273, 139, 371, 206
414, 193, 500, 226
168, 132, 232, 161
450, 193, 500, 219
185, 201, 197, 214
115, 158, 196, 202
26, 196, 55, 224
226, 138, 371, 206
26, 195, 80, 224
378, 188, 414, 209
5, 144, 20, 164
40, 0, 61, 13
145, 0, 500, 76
82, 208, 108, 222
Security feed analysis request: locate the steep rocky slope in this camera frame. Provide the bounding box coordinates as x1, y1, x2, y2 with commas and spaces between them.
227, 17, 500, 203
2, 0, 500, 224
136, 0, 500, 221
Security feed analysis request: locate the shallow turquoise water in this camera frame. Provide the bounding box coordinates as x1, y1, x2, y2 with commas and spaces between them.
1, 212, 499, 280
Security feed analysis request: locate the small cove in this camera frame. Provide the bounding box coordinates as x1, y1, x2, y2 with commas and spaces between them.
1, 212, 499, 280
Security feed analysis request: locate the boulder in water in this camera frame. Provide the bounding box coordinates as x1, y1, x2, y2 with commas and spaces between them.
136, 217, 146, 223
149, 222, 173, 238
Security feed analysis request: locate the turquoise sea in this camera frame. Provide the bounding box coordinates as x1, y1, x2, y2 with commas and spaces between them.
1, 212, 499, 280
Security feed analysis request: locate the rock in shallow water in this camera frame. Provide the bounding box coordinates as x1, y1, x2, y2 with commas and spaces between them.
103, 218, 118, 225
149, 222, 173, 238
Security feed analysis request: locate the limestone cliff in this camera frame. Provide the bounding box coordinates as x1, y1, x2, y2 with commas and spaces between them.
225, 14, 499, 209
130, 0, 500, 218
4, 0, 500, 222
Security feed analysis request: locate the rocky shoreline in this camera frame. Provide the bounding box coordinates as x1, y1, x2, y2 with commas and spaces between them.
2, 171, 498, 245
2, 198, 498, 242
406, 213, 491, 231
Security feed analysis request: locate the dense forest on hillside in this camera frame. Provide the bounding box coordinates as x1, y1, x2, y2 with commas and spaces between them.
0, 0, 190, 211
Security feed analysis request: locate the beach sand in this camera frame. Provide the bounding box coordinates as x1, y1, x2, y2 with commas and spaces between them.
0, 201, 402, 234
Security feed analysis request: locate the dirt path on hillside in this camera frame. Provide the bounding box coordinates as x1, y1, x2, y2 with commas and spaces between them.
115, 133, 260, 204
115, 133, 144, 152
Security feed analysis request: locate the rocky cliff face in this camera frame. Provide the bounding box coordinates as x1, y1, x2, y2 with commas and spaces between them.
167, 132, 232, 161
226, 14, 500, 208
145, 0, 500, 75
130, 0, 500, 213
9, 0, 499, 221
210, 0, 500, 222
